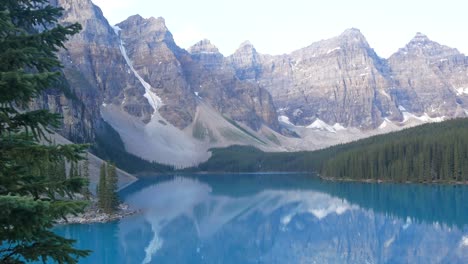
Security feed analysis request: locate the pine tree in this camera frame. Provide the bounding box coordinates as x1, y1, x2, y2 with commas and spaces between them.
81, 154, 91, 199
69, 162, 75, 178
106, 163, 120, 213
0, 1, 90, 263
97, 162, 120, 213
97, 163, 107, 210
320, 119, 468, 183
56, 156, 68, 181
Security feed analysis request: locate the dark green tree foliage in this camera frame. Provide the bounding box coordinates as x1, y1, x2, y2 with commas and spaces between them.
81, 155, 91, 199
68, 162, 76, 178
193, 144, 350, 173
193, 118, 468, 184
97, 163, 107, 210
54, 156, 67, 182
0, 1, 90, 263
96, 162, 119, 213
321, 118, 468, 183
106, 163, 119, 212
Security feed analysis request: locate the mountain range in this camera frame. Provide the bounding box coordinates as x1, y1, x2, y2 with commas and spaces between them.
40, 0, 468, 168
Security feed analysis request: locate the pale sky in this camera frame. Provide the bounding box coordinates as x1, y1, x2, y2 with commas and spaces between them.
93, 0, 468, 58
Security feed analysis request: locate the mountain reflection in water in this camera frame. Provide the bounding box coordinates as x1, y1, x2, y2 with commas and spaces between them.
55, 174, 468, 264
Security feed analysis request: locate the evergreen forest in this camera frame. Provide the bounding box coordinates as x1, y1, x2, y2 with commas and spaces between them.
321, 118, 468, 182
194, 118, 468, 183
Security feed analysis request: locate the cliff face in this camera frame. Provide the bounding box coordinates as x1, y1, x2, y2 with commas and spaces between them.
115, 15, 196, 129
229, 29, 400, 128
44, 0, 278, 145
43, 0, 152, 143
229, 30, 468, 129
185, 39, 279, 130
116, 16, 279, 131
388, 33, 468, 117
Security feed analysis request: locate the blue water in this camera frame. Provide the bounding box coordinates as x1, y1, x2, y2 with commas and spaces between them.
55, 174, 468, 263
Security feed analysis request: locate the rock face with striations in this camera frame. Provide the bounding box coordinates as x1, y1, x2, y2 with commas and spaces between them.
229, 29, 468, 128
115, 15, 279, 131
46, 0, 279, 140
116, 15, 196, 129
287, 28, 400, 128
227, 41, 264, 80
185, 39, 279, 130
43, 0, 153, 142
388, 33, 468, 117
229, 29, 401, 128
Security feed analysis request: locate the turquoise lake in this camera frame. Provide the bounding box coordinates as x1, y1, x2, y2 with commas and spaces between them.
54, 173, 468, 263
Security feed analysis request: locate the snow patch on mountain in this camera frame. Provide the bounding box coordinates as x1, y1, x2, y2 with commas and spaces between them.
398, 105, 444, 123
117, 34, 162, 114
278, 115, 294, 126
402, 112, 444, 123
456, 87, 468, 96
332, 123, 346, 131
112, 25, 121, 35
326, 47, 341, 54
417, 113, 445, 122
378, 119, 391, 129
306, 119, 337, 133
279, 116, 347, 133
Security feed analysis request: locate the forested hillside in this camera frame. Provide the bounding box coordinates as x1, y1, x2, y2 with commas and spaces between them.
194, 118, 468, 184
321, 118, 468, 183
194, 145, 329, 172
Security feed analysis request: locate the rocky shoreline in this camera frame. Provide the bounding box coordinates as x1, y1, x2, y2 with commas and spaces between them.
56, 202, 140, 225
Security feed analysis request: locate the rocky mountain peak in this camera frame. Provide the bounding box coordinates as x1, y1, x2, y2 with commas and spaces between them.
188, 39, 224, 68
116, 15, 174, 44
188, 39, 221, 55
405, 32, 438, 51
233, 40, 258, 57
232, 40, 259, 57
50, 0, 94, 17
51, 0, 115, 40
387, 32, 468, 118
393, 32, 460, 59
146, 16, 168, 32
410, 32, 431, 43
339, 28, 367, 43
336, 29, 372, 52
121, 14, 144, 24
238, 40, 254, 49
228, 41, 263, 80
341, 28, 363, 36
291, 27, 374, 62
121, 15, 168, 31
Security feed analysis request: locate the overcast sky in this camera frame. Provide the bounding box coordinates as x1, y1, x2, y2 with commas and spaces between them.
93, 0, 468, 58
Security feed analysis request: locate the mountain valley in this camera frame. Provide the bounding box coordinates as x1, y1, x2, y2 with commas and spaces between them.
44, 0, 468, 168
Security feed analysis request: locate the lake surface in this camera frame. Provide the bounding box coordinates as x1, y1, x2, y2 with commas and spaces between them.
55, 173, 468, 263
